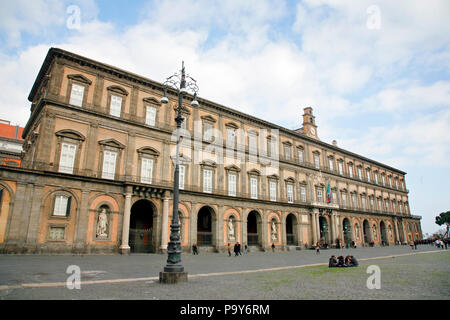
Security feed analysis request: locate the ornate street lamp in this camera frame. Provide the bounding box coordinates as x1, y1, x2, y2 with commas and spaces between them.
159, 62, 199, 284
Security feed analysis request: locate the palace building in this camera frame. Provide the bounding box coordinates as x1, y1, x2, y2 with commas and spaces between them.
0, 48, 422, 254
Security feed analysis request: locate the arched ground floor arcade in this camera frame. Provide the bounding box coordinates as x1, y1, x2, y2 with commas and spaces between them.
0, 168, 423, 254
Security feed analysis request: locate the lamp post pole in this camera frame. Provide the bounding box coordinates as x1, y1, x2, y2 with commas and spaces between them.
159, 62, 198, 284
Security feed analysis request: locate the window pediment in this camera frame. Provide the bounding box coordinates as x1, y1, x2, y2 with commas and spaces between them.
267, 174, 279, 181
137, 146, 160, 157
225, 121, 239, 129
247, 169, 261, 176
67, 74, 92, 85
200, 160, 216, 168
285, 177, 295, 183
200, 115, 217, 123
143, 97, 161, 106
99, 139, 125, 149
107, 85, 129, 96
225, 165, 241, 172
55, 129, 85, 141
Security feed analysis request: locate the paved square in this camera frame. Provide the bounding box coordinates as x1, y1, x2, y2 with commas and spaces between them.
0, 245, 448, 300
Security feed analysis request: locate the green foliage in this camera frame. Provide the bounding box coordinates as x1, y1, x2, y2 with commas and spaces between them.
435, 211, 450, 226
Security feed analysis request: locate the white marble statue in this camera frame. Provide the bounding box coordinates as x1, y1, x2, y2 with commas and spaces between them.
96, 208, 108, 238
228, 217, 235, 240
271, 221, 277, 241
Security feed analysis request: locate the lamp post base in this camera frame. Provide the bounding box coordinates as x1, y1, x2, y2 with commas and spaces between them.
159, 271, 188, 284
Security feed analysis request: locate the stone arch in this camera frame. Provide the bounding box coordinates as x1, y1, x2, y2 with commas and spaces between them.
363, 219, 371, 244
285, 213, 298, 246
318, 215, 330, 244
0, 182, 15, 243
342, 217, 353, 247
129, 198, 157, 253
197, 205, 216, 247
246, 209, 262, 247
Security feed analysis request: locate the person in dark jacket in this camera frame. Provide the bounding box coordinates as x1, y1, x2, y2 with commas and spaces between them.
337, 256, 345, 267
328, 255, 338, 267
192, 243, 198, 255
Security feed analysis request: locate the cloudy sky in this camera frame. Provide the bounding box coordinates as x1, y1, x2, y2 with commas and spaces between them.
0, 0, 449, 236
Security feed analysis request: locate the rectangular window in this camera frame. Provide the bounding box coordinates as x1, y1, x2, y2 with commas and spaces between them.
332, 191, 337, 204
358, 167, 362, 180
228, 172, 237, 196
382, 175, 385, 186
49, 227, 65, 240
180, 115, 187, 130
389, 176, 392, 188
375, 173, 378, 184
298, 150, 304, 163
316, 188, 323, 203
249, 135, 257, 154
361, 196, 366, 209
269, 181, 277, 201
140, 158, 154, 184
203, 122, 213, 141
110, 95, 122, 117
342, 193, 347, 208
351, 194, 356, 208
284, 145, 291, 160
102, 150, 117, 180
287, 184, 294, 203
385, 200, 389, 211
179, 165, 185, 190
392, 201, 396, 212
203, 169, 213, 193
269, 140, 276, 157
227, 128, 236, 149
349, 165, 353, 178
250, 177, 258, 199
399, 202, 403, 213
300, 186, 306, 202
378, 199, 382, 211
370, 197, 374, 209
314, 154, 320, 169
366, 171, 371, 182
53, 195, 70, 216
69, 83, 84, 107
395, 179, 398, 189
329, 159, 334, 171
59, 142, 76, 174
338, 162, 343, 175
145, 105, 157, 126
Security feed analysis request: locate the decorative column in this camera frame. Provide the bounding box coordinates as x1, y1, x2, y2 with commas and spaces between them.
120, 190, 132, 254
311, 211, 317, 246
330, 212, 337, 246
402, 220, 408, 244
160, 191, 171, 252
393, 217, 400, 244
315, 212, 321, 243
281, 212, 287, 250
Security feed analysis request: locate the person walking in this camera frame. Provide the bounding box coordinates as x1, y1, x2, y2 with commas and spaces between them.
192, 243, 198, 255
244, 244, 248, 254
234, 243, 239, 256
315, 243, 320, 255
227, 243, 232, 257
237, 242, 242, 256
271, 243, 275, 252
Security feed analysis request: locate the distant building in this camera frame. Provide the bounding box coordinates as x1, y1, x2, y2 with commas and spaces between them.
0, 48, 422, 254
0, 120, 24, 167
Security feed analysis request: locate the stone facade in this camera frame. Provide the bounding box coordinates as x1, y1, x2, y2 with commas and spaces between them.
0, 48, 422, 254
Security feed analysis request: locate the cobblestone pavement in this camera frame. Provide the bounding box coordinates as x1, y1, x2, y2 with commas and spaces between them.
0, 245, 448, 300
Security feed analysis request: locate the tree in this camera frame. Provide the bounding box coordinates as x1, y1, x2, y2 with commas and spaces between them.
435, 211, 450, 239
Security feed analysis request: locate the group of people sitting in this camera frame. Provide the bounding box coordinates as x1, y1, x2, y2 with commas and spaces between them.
328, 255, 359, 268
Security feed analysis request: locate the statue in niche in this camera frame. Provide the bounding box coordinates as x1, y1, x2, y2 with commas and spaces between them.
228, 217, 235, 241
96, 207, 108, 238
372, 225, 377, 240
355, 224, 360, 241
271, 220, 277, 241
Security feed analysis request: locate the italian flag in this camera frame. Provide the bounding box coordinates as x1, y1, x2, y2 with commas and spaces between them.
327, 182, 331, 203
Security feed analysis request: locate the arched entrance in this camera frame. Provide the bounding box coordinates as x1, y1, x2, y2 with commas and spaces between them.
286, 214, 297, 245
363, 220, 371, 245
343, 218, 352, 248
247, 210, 261, 247
197, 206, 215, 246
380, 221, 388, 246
319, 216, 329, 245
129, 199, 155, 253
